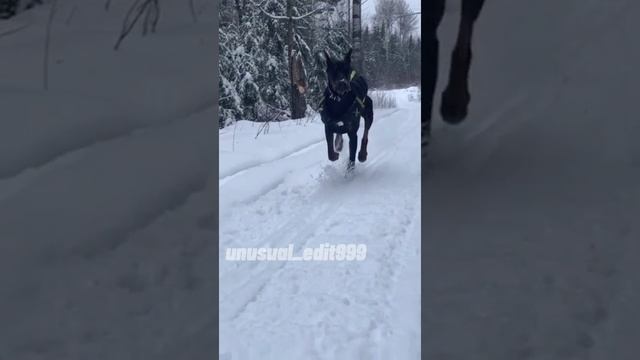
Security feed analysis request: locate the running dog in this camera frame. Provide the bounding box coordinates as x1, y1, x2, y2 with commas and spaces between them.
320, 49, 374, 171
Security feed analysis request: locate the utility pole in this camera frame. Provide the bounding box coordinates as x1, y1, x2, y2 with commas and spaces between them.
352, 0, 362, 70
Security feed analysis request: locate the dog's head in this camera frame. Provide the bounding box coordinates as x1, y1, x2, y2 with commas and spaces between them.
324, 49, 353, 96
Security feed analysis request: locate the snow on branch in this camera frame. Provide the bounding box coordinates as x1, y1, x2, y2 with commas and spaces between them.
251, 1, 334, 21
395, 11, 420, 18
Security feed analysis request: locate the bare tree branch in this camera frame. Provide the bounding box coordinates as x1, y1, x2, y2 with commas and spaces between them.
0, 23, 30, 39
114, 0, 159, 50
395, 11, 420, 18
257, 4, 332, 21
44, 0, 58, 90
189, 0, 198, 22
65, 4, 77, 26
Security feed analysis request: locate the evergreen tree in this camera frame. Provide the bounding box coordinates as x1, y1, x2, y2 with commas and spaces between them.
218, 0, 419, 127
219, 0, 349, 126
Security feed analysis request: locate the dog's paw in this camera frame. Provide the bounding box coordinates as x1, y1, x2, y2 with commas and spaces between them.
440, 86, 470, 124
328, 151, 339, 162
358, 151, 367, 163
347, 160, 355, 172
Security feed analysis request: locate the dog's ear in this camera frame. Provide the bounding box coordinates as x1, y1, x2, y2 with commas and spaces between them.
323, 50, 332, 66
344, 48, 353, 64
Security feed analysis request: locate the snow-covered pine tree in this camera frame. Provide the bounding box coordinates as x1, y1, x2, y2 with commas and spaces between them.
219, 0, 289, 126
304, 0, 350, 111
218, 0, 350, 126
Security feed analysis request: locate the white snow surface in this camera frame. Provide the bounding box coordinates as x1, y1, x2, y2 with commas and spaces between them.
219, 88, 422, 359
1, 1, 217, 359
425, 0, 640, 359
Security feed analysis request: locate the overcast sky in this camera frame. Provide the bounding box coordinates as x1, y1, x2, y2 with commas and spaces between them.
361, 0, 422, 35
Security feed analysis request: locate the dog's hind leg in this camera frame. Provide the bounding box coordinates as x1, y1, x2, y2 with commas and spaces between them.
358, 97, 373, 162
424, 0, 445, 149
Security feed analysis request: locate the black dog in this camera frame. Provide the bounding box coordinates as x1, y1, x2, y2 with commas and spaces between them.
320, 49, 373, 171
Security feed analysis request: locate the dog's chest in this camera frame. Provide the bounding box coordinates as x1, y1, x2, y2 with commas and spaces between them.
324, 90, 356, 116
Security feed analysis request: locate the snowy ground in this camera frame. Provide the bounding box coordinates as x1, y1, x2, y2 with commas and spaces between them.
219, 88, 421, 359
0, 2, 217, 359
425, 0, 640, 359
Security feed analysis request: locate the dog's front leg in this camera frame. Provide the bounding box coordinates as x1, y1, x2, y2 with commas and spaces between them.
357, 97, 373, 162
347, 130, 358, 169
358, 130, 369, 163
324, 124, 339, 161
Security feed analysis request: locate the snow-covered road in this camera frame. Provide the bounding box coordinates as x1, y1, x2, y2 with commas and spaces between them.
1, 2, 217, 359
219, 89, 421, 359
424, 1, 640, 359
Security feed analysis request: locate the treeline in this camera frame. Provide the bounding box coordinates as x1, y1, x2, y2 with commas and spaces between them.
218, 0, 419, 127
362, 24, 421, 89
362, 0, 420, 89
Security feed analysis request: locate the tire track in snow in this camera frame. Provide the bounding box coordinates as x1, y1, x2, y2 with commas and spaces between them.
220, 107, 410, 298
220, 104, 420, 359
221, 144, 396, 321
219, 109, 401, 184
218, 140, 324, 187
0, 100, 215, 181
